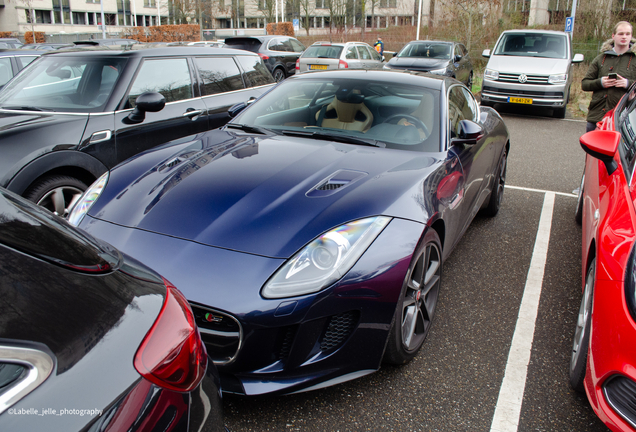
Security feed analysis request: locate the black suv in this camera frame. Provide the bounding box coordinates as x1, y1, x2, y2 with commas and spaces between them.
0, 46, 275, 216
224, 35, 305, 82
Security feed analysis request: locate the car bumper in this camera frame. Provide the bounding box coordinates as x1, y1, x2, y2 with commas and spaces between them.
481, 79, 568, 108
81, 215, 426, 395
586, 278, 636, 431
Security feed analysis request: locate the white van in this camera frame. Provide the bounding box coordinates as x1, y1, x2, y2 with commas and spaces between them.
481, 29, 584, 118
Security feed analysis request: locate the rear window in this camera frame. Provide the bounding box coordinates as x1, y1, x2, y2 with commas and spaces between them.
223, 38, 262, 53
303, 45, 343, 59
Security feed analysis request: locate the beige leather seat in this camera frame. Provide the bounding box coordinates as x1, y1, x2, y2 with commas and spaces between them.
316, 94, 373, 132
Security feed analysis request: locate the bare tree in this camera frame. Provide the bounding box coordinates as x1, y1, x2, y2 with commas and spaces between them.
437, 0, 501, 50
20, 0, 36, 42
299, 0, 314, 35
326, 0, 347, 37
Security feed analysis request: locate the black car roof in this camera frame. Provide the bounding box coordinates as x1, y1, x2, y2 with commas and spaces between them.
38, 46, 259, 58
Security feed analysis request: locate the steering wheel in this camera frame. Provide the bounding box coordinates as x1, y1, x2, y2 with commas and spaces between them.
384, 114, 429, 137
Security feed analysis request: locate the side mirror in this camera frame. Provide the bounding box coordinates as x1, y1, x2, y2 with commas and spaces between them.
451, 120, 484, 145
228, 97, 257, 118
482, 49, 491, 58
454, 54, 462, 62
580, 130, 620, 175
572, 53, 584, 63
126, 92, 165, 124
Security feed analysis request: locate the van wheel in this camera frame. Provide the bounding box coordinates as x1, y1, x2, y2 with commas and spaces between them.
24, 175, 87, 218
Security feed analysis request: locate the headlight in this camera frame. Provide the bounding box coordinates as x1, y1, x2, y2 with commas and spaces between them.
626, 243, 636, 323
262, 216, 391, 299
68, 172, 109, 227
548, 73, 568, 84
484, 69, 499, 80
429, 68, 448, 75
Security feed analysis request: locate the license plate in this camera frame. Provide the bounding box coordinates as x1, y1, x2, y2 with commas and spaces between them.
309, 64, 328, 70
508, 97, 533, 104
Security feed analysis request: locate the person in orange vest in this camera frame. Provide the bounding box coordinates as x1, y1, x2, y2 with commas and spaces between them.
374, 37, 384, 57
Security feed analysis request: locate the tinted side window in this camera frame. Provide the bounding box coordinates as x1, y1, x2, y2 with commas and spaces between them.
195, 57, 244, 95
617, 87, 636, 178
127, 58, 192, 107
448, 85, 473, 137
17, 56, 38, 69
357, 46, 371, 60
269, 38, 286, 52
345, 46, 358, 59
289, 38, 305, 52
369, 47, 382, 61
0, 57, 13, 86
236, 56, 275, 87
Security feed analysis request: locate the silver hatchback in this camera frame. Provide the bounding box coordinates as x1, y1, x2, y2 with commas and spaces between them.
296, 41, 384, 73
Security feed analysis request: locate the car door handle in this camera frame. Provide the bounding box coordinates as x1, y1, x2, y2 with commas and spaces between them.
183, 109, 203, 118
89, 130, 112, 143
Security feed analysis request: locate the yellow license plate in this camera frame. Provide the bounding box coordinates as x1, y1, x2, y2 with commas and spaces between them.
508, 97, 533, 104
309, 64, 328, 70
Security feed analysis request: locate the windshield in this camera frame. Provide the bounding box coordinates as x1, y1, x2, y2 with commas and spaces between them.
0, 55, 128, 113
494, 33, 568, 59
398, 43, 451, 59
234, 76, 441, 151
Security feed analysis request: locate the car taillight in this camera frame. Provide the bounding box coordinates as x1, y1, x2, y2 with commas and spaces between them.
134, 279, 207, 392
338, 60, 348, 69
259, 53, 269, 60
296, 59, 299, 70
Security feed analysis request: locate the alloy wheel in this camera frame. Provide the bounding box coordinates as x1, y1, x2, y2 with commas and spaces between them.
36, 185, 84, 217
400, 241, 441, 351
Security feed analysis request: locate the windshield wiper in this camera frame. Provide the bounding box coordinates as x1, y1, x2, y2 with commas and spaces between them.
225, 123, 272, 135
1, 106, 50, 112
281, 129, 385, 147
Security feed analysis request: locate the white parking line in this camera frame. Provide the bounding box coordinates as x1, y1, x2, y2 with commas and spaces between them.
507, 185, 576, 198
490, 192, 556, 432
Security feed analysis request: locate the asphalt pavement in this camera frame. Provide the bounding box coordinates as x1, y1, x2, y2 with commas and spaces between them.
223, 108, 611, 431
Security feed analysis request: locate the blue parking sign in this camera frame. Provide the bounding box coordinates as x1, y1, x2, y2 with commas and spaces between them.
565, 16, 573, 33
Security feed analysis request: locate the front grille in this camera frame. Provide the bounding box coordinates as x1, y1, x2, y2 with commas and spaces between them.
482, 85, 563, 99
320, 311, 358, 352
498, 72, 549, 84
190, 303, 242, 365
604, 375, 636, 428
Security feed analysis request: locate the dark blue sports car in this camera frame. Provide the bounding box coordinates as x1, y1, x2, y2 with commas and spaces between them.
70, 70, 510, 396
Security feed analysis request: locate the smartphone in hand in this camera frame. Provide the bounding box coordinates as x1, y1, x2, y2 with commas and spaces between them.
609, 73, 618, 80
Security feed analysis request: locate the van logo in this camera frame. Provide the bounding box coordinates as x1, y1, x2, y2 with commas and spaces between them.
518, 74, 528, 83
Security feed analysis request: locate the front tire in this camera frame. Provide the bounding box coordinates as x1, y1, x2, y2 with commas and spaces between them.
569, 258, 594, 393
384, 228, 442, 365
24, 175, 87, 218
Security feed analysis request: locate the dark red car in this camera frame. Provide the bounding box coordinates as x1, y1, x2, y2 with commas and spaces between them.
572, 84, 636, 431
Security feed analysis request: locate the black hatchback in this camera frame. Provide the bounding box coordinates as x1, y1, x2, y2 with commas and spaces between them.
0, 46, 275, 216
223, 35, 305, 82
383, 40, 473, 88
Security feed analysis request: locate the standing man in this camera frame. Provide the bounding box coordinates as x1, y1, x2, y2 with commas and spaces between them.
582, 21, 636, 132
374, 37, 384, 57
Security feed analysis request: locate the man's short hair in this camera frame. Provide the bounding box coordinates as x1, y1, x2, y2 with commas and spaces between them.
613, 21, 633, 35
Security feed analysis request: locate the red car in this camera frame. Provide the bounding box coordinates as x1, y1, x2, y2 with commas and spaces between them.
572, 85, 636, 431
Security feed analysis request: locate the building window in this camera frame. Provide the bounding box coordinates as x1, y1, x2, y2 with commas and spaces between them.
379, 0, 396, 7
143, 0, 156, 7
73, 12, 86, 24
316, 0, 326, 8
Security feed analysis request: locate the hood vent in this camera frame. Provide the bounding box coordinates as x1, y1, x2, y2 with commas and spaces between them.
306, 170, 367, 197
160, 157, 183, 170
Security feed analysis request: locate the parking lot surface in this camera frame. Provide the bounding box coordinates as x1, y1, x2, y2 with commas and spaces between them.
223, 110, 611, 431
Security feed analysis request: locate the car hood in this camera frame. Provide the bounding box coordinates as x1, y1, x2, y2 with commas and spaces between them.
90, 130, 440, 258
486, 55, 570, 74
388, 57, 449, 70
